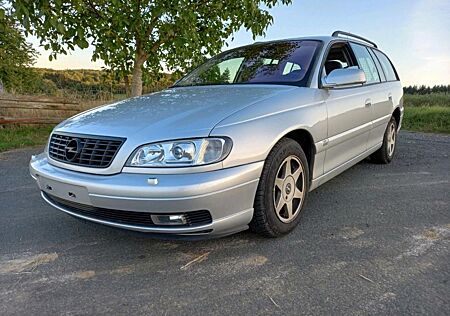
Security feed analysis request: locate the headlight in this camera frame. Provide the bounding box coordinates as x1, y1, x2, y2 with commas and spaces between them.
126, 137, 232, 167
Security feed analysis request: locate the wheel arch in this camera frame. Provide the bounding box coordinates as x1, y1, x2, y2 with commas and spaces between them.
392, 107, 401, 130
279, 128, 316, 182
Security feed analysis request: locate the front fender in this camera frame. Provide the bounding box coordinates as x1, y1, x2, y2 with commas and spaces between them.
210, 88, 327, 170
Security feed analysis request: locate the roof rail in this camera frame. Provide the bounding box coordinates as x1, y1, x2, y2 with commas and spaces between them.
331, 31, 378, 48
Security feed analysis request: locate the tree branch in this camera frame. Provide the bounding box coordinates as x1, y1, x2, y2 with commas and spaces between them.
144, 12, 162, 39
85, 0, 104, 19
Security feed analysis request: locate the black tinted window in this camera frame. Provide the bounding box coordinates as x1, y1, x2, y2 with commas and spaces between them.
175, 41, 320, 87
373, 50, 398, 81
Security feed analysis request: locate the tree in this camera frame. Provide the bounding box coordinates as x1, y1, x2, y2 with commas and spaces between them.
12, 0, 292, 96
0, 2, 38, 93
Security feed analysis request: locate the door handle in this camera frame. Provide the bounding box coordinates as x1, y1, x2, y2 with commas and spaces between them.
388, 93, 393, 102
365, 98, 372, 107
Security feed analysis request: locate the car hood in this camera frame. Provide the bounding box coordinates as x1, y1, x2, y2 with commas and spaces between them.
55, 85, 296, 141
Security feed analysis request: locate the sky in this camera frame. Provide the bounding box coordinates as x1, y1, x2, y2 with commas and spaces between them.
30, 0, 450, 86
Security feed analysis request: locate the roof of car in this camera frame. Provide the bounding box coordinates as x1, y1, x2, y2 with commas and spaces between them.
254, 35, 379, 50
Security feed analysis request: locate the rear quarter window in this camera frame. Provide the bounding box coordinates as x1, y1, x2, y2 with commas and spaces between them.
349, 43, 381, 84
368, 49, 386, 82
372, 50, 398, 81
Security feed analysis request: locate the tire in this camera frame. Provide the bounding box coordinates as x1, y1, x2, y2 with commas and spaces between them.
370, 116, 398, 164
250, 138, 309, 237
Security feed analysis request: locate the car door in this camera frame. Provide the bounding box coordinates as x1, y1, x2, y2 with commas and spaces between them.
367, 48, 400, 147
322, 42, 375, 174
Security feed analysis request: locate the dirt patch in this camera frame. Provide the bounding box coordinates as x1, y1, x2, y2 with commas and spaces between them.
397, 225, 450, 259
0, 253, 58, 274
109, 266, 134, 275
364, 292, 397, 313
72, 270, 96, 280
338, 227, 364, 239
155, 242, 180, 250
241, 255, 268, 267
34, 270, 96, 283
422, 228, 441, 240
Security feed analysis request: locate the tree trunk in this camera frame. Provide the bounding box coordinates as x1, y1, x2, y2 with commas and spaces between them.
131, 47, 147, 97
131, 60, 144, 97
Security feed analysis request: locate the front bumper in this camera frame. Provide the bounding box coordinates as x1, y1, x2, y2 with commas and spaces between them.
30, 153, 263, 237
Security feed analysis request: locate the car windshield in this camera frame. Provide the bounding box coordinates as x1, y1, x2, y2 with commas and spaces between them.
175, 40, 320, 87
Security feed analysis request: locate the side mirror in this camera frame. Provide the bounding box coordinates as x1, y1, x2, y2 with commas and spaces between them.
322, 68, 366, 88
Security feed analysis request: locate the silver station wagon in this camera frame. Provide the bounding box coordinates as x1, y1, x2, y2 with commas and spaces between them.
30, 31, 403, 238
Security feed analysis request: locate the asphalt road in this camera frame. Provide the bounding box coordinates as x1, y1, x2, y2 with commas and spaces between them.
1, 131, 449, 315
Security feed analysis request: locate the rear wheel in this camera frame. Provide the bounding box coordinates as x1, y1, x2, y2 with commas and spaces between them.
250, 138, 309, 237
370, 116, 398, 164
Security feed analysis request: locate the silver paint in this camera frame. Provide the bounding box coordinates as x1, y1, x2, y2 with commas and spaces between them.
30, 35, 404, 237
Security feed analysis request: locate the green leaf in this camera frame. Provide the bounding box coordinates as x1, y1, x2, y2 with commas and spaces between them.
56, 23, 65, 34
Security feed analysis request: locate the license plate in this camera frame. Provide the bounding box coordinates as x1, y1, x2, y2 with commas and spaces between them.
38, 177, 91, 205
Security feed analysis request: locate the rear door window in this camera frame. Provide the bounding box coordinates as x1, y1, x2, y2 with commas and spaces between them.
349, 43, 381, 84
372, 49, 398, 81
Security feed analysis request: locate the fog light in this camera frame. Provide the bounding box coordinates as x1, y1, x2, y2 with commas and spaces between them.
151, 214, 187, 226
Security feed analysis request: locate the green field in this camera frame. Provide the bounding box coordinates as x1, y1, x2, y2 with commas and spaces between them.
0, 93, 449, 153
402, 93, 450, 134
403, 106, 450, 134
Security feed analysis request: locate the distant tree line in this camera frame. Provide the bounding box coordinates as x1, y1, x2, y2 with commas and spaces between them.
403, 85, 449, 95
6, 68, 179, 100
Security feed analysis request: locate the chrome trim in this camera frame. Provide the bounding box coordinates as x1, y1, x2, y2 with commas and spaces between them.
326, 121, 372, 149
48, 132, 126, 168
372, 113, 391, 127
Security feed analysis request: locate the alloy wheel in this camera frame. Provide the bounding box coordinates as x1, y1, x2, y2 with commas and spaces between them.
387, 121, 396, 157
273, 155, 305, 223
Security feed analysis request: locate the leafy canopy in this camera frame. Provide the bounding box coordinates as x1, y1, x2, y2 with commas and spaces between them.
0, 2, 41, 93
12, 0, 292, 95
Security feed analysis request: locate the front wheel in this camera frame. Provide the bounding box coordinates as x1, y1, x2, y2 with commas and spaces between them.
250, 138, 309, 237
370, 116, 398, 164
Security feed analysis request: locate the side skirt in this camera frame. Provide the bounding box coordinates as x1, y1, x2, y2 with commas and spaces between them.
309, 142, 382, 191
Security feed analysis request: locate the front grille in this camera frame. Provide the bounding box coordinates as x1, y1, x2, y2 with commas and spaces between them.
48, 133, 125, 168
44, 193, 213, 227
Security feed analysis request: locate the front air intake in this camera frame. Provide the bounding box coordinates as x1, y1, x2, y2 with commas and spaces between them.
44, 192, 213, 227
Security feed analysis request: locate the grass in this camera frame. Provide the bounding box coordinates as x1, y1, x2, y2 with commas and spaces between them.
402, 93, 449, 134
0, 125, 54, 152
402, 106, 450, 134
